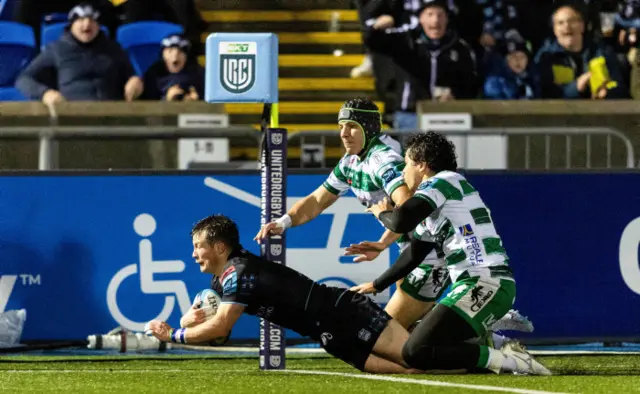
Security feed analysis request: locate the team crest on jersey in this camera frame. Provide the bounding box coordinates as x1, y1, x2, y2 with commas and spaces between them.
371, 153, 382, 165
450, 50, 458, 62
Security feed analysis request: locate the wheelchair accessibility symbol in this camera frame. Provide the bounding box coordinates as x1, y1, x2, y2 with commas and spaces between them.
106, 214, 192, 331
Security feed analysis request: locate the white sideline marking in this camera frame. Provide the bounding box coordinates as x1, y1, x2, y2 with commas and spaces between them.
274, 370, 566, 394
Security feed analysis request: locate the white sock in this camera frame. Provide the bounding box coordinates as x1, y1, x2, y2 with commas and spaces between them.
486, 348, 518, 373
492, 333, 508, 349
485, 348, 505, 372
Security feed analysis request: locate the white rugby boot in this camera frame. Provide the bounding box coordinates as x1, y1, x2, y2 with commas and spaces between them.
500, 340, 551, 376
492, 309, 535, 333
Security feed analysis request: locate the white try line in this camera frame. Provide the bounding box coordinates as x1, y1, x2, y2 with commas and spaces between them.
2, 369, 249, 374
273, 370, 567, 394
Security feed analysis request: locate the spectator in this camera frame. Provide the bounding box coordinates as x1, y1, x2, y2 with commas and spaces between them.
616, 0, 640, 47
122, 0, 206, 58
359, 0, 479, 130
475, 0, 522, 50
142, 34, 204, 101
535, 4, 629, 99
616, 0, 640, 97
15, 3, 143, 104
13, 0, 118, 48
484, 38, 540, 99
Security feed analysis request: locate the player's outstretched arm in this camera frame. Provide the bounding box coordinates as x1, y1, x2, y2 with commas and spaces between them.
350, 238, 434, 294
346, 183, 415, 261
146, 303, 244, 344
254, 185, 339, 242
368, 196, 435, 234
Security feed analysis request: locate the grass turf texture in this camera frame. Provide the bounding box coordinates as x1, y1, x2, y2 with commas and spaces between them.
2, 355, 640, 393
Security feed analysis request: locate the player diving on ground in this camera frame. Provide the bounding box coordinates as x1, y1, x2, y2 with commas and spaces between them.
144, 214, 548, 375
350, 131, 550, 375
253, 97, 532, 336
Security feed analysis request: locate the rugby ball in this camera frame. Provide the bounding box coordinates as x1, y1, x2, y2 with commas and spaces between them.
194, 288, 230, 346
193, 289, 222, 320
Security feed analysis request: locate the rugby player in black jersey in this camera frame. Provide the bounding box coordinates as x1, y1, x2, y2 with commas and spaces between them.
145, 214, 420, 374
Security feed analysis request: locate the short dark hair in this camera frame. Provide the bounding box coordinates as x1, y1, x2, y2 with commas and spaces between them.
191, 214, 240, 249
342, 97, 379, 112
405, 131, 457, 173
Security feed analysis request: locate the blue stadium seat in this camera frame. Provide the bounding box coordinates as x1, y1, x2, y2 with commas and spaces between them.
41, 22, 110, 50
0, 87, 27, 101
42, 12, 68, 24
116, 21, 183, 75
0, 22, 36, 87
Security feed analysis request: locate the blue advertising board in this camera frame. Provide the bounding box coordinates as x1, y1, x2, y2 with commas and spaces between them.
1, 172, 639, 342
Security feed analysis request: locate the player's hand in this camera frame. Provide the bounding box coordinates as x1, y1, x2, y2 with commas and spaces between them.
180, 303, 207, 328
366, 197, 393, 218
145, 320, 172, 342
344, 241, 386, 262
350, 282, 378, 295
254, 221, 284, 243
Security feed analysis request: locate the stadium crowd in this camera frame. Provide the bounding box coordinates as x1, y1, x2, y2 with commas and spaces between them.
355, 0, 640, 129
2, 0, 640, 129
1, 0, 205, 103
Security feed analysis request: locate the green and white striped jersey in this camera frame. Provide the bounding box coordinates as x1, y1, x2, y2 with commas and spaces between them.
322, 135, 405, 203
412, 171, 512, 283
322, 135, 443, 267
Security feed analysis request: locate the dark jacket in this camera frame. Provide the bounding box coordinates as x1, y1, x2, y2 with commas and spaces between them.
362, 20, 479, 111
142, 60, 205, 100
484, 60, 540, 99
534, 38, 629, 99
16, 30, 136, 100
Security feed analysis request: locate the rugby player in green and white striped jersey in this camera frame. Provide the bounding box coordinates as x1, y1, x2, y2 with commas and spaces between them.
254, 98, 531, 338
254, 97, 449, 330
350, 131, 550, 375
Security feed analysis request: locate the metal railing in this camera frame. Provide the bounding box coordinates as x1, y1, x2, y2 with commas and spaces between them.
0, 126, 260, 170
291, 127, 636, 169
0, 124, 634, 170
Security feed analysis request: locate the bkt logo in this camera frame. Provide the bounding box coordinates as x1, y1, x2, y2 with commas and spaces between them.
0, 274, 41, 313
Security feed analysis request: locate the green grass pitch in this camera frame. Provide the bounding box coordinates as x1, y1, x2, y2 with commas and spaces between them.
2, 354, 640, 393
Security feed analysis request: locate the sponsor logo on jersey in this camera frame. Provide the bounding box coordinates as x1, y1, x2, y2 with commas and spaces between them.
221, 266, 237, 294
417, 181, 432, 190
470, 285, 494, 312
459, 224, 474, 236
358, 328, 372, 342
459, 224, 484, 265
381, 168, 398, 184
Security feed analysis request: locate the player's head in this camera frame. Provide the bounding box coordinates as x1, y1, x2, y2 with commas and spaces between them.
191, 214, 240, 274
338, 97, 382, 155
403, 131, 457, 190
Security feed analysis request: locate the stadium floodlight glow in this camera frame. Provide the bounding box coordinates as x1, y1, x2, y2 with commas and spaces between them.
205, 32, 286, 370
